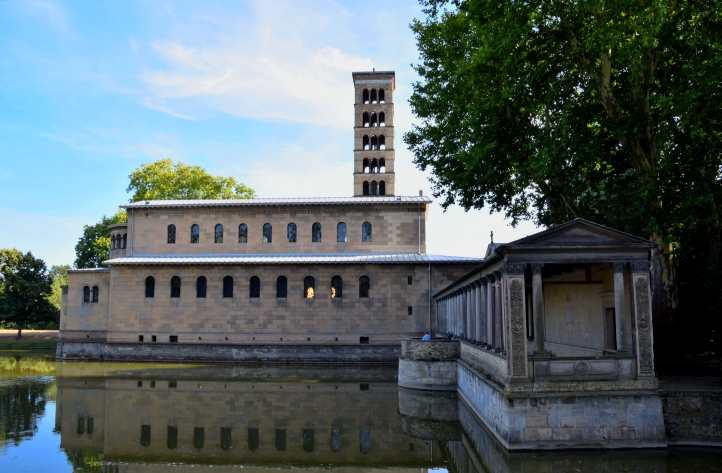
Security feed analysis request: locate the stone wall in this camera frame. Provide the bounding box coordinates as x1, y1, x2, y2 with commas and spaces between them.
127, 204, 426, 256
59, 262, 473, 348
456, 361, 667, 449
57, 341, 401, 363
63, 270, 110, 333
661, 388, 722, 446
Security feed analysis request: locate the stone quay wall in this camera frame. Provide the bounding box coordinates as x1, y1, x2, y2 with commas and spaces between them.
398, 339, 459, 391
661, 387, 722, 446
456, 361, 667, 450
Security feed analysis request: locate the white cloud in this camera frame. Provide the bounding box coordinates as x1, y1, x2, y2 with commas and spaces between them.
138, 0, 540, 256
140, 1, 372, 127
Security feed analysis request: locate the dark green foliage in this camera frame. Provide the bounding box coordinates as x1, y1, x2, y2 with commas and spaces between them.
406, 0, 722, 368
73, 211, 127, 269
0, 251, 56, 337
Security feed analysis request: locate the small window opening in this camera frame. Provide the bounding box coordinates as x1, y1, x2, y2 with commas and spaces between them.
359, 336, 370, 344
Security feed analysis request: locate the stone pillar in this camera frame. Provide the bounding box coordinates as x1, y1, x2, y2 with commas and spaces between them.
486, 276, 494, 347
504, 263, 529, 380
613, 262, 626, 351
531, 264, 548, 354
494, 274, 503, 350
477, 281, 485, 342
631, 261, 655, 377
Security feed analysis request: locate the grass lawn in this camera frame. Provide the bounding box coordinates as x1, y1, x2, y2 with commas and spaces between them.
0, 330, 57, 353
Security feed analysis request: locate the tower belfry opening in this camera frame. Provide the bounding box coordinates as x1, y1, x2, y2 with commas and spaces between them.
352, 71, 395, 196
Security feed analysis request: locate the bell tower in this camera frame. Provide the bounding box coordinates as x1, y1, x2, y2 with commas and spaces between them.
352, 71, 395, 196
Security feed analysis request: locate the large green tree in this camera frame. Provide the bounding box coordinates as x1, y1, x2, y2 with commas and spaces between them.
406, 1, 722, 366
0, 250, 56, 338
127, 159, 255, 201
75, 160, 255, 268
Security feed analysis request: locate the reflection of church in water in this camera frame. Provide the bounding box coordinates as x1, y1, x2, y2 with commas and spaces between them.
55, 367, 441, 469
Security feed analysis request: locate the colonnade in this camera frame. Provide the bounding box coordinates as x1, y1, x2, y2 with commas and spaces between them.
436, 273, 504, 353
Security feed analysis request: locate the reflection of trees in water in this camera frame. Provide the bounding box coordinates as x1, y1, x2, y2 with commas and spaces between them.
65, 449, 109, 473
0, 378, 51, 447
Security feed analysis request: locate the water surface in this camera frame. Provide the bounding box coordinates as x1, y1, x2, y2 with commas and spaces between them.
0, 355, 720, 472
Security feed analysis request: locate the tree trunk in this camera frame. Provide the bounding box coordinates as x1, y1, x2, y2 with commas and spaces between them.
16, 328, 22, 339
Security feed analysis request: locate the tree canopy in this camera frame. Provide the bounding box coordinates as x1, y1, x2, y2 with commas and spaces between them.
74, 211, 126, 269
127, 159, 255, 202
0, 250, 56, 337
406, 0, 722, 363
75, 159, 255, 268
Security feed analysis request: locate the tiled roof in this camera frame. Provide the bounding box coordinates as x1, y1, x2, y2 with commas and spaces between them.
122, 196, 431, 209
105, 253, 483, 266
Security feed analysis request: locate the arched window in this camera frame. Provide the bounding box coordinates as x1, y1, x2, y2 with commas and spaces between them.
362, 88, 369, 103
370, 135, 378, 150
196, 276, 207, 298
238, 223, 248, 244
304, 276, 315, 299
370, 89, 377, 103
171, 276, 181, 298
276, 276, 287, 298
337, 222, 347, 243
287, 223, 297, 243
379, 181, 386, 196
249, 276, 260, 298
330, 276, 343, 299
362, 158, 369, 173
223, 276, 233, 298
370, 112, 377, 127
363, 135, 369, 150
370, 159, 378, 173
214, 224, 224, 243
362, 222, 372, 242
379, 88, 385, 103
167, 224, 176, 244
363, 181, 370, 196
312, 222, 321, 243
122, 234, 127, 248
145, 276, 155, 298
379, 112, 385, 126
263, 223, 272, 244
379, 158, 386, 173
83, 286, 90, 303
91, 286, 99, 303
379, 135, 385, 150
111, 235, 116, 249
359, 276, 370, 298
190, 224, 200, 244
362, 111, 370, 127
370, 180, 378, 195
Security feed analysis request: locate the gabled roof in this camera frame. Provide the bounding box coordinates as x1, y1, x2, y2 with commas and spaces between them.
503, 218, 654, 250
122, 196, 431, 210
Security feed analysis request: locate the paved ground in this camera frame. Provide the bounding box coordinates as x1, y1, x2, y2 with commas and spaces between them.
0, 329, 58, 340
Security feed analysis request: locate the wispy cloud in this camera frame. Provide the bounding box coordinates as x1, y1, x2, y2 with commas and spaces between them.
140, 1, 373, 127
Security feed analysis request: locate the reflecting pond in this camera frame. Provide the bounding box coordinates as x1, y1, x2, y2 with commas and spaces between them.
0, 355, 720, 472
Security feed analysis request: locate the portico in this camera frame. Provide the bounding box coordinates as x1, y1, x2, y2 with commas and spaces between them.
428, 219, 665, 449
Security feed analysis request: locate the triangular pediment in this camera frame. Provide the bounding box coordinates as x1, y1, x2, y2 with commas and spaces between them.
509, 218, 652, 248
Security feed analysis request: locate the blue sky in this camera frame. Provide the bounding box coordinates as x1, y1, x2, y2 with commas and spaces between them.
0, 0, 537, 267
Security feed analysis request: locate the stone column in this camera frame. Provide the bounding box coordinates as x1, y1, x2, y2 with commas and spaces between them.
531, 264, 548, 354
486, 276, 495, 347
476, 283, 484, 342
494, 274, 503, 350
631, 261, 655, 377
504, 263, 529, 380
613, 262, 626, 351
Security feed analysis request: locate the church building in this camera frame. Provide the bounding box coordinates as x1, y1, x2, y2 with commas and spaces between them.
58, 70, 483, 362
